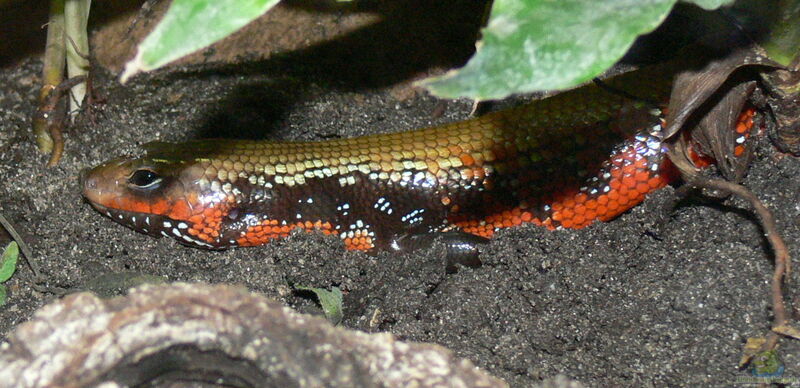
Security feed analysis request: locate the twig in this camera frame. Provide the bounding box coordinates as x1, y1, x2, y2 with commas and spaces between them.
685, 176, 791, 353
0, 213, 41, 281
32, 75, 87, 167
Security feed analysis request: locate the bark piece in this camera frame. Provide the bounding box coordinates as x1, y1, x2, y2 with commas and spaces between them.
0, 283, 507, 388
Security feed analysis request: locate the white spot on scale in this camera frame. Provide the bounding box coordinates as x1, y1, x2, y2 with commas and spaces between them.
131, 216, 136, 223
160, 231, 170, 237
118, 214, 124, 220
178, 222, 188, 229
145, 217, 151, 225
736, 136, 746, 144
172, 228, 181, 237
163, 221, 172, 228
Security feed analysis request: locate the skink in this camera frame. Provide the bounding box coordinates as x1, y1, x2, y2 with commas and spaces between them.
82, 64, 755, 253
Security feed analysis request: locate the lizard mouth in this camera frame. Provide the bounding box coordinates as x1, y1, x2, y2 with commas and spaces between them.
87, 202, 218, 249
87, 202, 163, 237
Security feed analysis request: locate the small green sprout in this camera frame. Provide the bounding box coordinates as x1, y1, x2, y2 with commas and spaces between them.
0, 242, 20, 306
295, 285, 344, 325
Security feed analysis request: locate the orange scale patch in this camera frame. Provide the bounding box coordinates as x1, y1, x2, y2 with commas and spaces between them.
459, 223, 495, 238
167, 200, 193, 221
113, 197, 151, 215
150, 199, 170, 215
621, 176, 636, 188
572, 215, 587, 228
648, 177, 665, 189
634, 171, 650, 182
185, 202, 235, 243
238, 219, 339, 248
635, 182, 650, 194
344, 236, 374, 251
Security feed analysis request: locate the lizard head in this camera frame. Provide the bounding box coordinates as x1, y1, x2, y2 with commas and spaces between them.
82, 142, 231, 248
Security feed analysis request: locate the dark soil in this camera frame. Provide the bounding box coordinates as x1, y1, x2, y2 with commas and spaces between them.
1, 29, 799, 388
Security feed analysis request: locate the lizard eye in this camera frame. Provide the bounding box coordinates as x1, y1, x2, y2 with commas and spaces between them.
128, 169, 162, 188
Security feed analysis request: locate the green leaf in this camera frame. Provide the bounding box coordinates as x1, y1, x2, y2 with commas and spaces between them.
0, 285, 6, 307
121, 0, 281, 82
684, 0, 736, 10
0, 242, 19, 283
296, 285, 343, 325
422, 0, 678, 99
743, 0, 800, 67
751, 349, 785, 377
